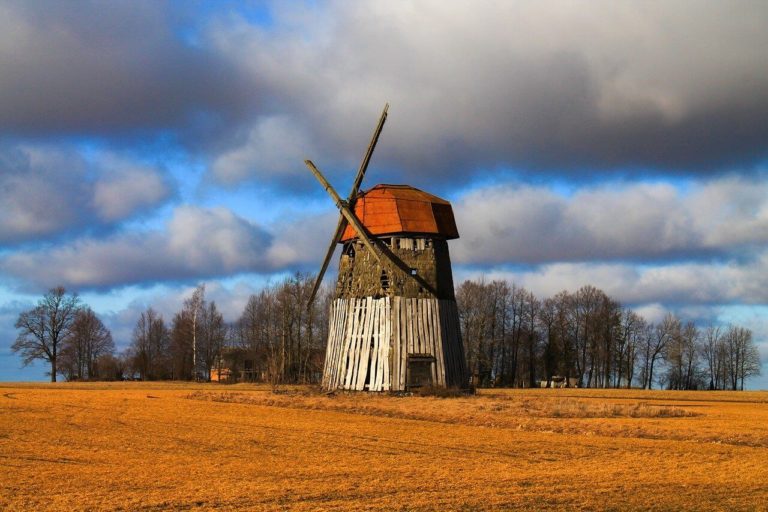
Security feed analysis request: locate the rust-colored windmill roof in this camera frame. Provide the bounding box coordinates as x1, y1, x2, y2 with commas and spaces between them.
340, 184, 459, 242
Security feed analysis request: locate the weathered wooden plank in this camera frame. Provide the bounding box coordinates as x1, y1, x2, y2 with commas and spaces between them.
335, 298, 351, 389
323, 301, 336, 388
368, 300, 379, 391
356, 296, 374, 390
434, 300, 446, 386
335, 298, 348, 388
328, 299, 342, 389
374, 299, 385, 391
382, 297, 391, 391
371, 298, 384, 391
429, 299, 442, 386
413, 299, 421, 354
400, 297, 408, 390
440, 299, 454, 386
374, 299, 383, 390
405, 298, 412, 357
345, 298, 362, 389
427, 299, 437, 384
352, 298, 365, 390
392, 297, 400, 391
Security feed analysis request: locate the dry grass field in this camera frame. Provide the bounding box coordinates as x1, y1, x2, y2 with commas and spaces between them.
1, 383, 767, 511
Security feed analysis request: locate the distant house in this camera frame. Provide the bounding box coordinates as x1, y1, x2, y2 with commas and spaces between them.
539, 376, 579, 388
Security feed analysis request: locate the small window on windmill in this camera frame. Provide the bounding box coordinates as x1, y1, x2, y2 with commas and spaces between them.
380, 269, 390, 290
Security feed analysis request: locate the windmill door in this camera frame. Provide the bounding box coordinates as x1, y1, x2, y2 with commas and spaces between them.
407, 355, 435, 389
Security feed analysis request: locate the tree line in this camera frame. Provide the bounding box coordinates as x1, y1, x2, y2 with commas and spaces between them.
12, 278, 762, 389
457, 280, 762, 390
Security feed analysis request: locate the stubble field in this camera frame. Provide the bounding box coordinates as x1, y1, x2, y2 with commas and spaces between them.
1, 383, 767, 511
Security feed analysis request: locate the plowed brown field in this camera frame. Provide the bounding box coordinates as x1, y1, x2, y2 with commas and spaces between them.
1, 383, 767, 511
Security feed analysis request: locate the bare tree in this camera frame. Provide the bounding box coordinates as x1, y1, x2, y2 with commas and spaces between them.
700, 325, 724, 390
185, 284, 206, 381
12, 286, 81, 382
724, 326, 761, 390
643, 313, 680, 389
199, 301, 227, 381
59, 307, 114, 381
129, 307, 170, 380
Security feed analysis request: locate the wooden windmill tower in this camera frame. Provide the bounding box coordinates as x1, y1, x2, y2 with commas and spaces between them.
305, 105, 467, 391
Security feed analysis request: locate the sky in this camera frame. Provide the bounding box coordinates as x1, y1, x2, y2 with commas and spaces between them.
1, 0, 768, 387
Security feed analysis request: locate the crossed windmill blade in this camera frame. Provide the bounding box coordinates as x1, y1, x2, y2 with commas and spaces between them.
305, 103, 438, 308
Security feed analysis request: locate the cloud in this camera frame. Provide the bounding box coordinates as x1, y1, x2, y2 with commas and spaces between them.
456, 250, 768, 307
451, 176, 768, 265
206, 0, 768, 186
5, 1, 766, 189
92, 157, 172, 222
211, 116, 323, 186
0, 143, 172, 246
0, 0, 251, 137
0, 206, 274, 290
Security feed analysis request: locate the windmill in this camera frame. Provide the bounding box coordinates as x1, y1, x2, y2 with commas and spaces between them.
305, 104, 467, 391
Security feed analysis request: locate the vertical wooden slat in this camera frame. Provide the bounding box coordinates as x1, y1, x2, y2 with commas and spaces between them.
368, 300, 379, 391
428, 299, 442, 386
439, 299, 454, 387
356, 296, 374, 390
323, 300, 336, 389
382, 297, 391, 391
329, 299, 342, 389
336, 298, 352, 389
414, 299, 422, 354
393, 297, 401, 391
344, 298, 362, 389
434, 300, 446, 386
400, 297, 408, 390
336, 298, 348, 389
371, 299, 384, 391
427, 299, 437, 384
376, 298, 385, 391
374, 299, 383, 390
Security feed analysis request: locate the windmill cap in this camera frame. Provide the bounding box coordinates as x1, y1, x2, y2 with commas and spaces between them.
340, 184, 459, 242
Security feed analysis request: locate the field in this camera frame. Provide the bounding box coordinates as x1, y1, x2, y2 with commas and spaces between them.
1, 383, 767, 511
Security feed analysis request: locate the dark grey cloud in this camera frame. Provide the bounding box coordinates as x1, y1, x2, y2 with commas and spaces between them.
207, 0, 768, 187
0, 143, 172, 246
5, 1, 766, 190
0, 0, 252, 137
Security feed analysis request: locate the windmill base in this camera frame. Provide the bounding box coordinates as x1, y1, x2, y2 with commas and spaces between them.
323, 296, 467, 391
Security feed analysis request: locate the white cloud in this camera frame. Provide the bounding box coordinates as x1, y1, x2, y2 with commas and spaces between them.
0, 205, 274, 289
452, 176, 768, 265
92, 157, 171, 222
0, 143, 172, 245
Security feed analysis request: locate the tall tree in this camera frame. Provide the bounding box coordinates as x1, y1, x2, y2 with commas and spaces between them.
129, 307, 170, 380
12, 286, 81, 382
59, 307, 114, 381
185, 284, 206, 381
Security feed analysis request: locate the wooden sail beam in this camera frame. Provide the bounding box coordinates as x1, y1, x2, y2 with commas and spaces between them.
305, 160, 383, 266
307, 103, 389, 306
